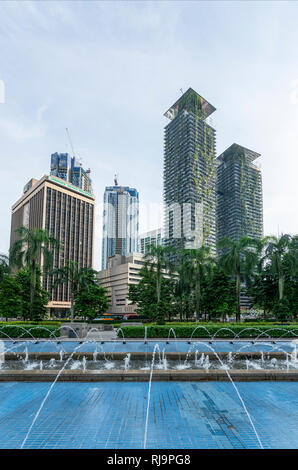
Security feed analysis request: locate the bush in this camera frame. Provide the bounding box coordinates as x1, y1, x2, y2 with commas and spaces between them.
117, 323, 298, 339
0, 324, 60, 338
0, 321, 61, 326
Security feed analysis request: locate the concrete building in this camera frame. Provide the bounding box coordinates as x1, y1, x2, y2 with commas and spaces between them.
101, 183, 139, 270
138, 228, 163, 254
217, 143, 263, 244
163, 88, 217, 257
10, 174, 95, 315
98, 253, 146, 315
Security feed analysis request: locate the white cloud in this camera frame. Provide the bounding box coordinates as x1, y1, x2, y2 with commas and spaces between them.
0, 0, 297, 265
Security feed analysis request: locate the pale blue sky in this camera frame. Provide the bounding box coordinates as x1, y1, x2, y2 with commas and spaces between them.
0, 0, 298, 269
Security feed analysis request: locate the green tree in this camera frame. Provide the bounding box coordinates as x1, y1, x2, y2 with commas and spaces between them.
0, 275, 22, 320
247, 266, 278, 320
286, 280, 298, 320
144, 245, 174, 324
0, 254, 10, 283
15, 268, 49, 320
74, 283, 109, 321
263, 234, 296, 302
52, 260, 98, 321
9, 227, 59, 320
128, 265, 175, 322
217, 236, 261, 322
201, 265, 236, 321
179, 246, 215, 321
128, 266, 158, 319
173, 258, 194, 321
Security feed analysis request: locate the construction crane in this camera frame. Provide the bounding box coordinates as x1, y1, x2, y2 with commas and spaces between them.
66, 127, 82, 165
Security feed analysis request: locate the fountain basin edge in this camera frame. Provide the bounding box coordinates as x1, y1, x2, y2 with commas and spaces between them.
3, 351, 290, 361
1, 369, 298, 382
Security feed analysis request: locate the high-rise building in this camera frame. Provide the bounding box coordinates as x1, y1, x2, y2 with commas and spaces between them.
50, 152, 92, 194
10, 174, 95, 316
217, 143, 263, 244
138, 228, 163, 255
163, 88, 217, 256
101, 184, 139, 270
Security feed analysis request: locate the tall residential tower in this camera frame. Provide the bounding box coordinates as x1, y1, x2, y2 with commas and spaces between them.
163, 88, 217, 256
217, 143, 263, 244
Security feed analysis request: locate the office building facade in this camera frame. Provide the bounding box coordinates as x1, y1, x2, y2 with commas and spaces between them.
217, 143, 263, 244
101, 185, 139, 270
138, 228, 163, 255
98, 252, 177, 315
98, 253, 146, 315
10, 174, 95, 315
163, 88, 217, 256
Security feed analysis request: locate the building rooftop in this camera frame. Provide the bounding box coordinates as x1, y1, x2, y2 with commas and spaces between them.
217, 143, 261, 164
164, 87, 216, 120
105, 186, 139, 197
12, 174, 95, 211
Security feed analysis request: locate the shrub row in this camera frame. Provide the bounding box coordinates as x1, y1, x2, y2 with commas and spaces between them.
0, 321, 61, 326
117, 324, 298, 339
0, 325, 60, 338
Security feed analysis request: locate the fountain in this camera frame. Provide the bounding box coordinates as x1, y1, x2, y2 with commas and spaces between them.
0, 324, 297, 449
291, 339, 298, 362
144, 343, 161, 449
124, 353, 131, 371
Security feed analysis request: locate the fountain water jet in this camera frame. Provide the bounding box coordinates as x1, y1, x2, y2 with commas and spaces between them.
143, 343, 161, 449
20, 340, 87, 449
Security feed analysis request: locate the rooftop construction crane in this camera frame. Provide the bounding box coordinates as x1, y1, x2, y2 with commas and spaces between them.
65, 127, 82, 165
65, 127, 92, 192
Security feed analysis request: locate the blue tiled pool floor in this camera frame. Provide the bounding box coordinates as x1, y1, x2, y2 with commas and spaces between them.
0, 382, 297, 449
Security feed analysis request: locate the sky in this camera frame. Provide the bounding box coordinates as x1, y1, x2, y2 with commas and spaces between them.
0, 0, 298, 269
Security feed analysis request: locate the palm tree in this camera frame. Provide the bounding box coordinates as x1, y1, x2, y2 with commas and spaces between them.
0, 254, 10, 283
263, 234, 297, 301
144, 244, 174, 323
180, 246, 214, 321
52, 260, 97, 322
9, 226, 59, 320
217, 236, 262, 322
174, 256, 193, 321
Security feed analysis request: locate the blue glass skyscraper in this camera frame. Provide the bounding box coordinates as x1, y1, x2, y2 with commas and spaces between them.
101, 184, 139, 270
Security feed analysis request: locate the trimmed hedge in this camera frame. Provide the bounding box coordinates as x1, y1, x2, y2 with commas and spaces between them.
0, 324, 60, 339
117, 324, 298, 339
0, 321, 61, 326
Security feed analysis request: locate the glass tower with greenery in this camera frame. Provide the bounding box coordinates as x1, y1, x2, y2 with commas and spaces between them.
217, 143, 263, 245
163, 88, 217, 257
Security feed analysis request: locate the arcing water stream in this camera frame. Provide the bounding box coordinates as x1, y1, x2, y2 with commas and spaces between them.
1, 324, 297, 449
